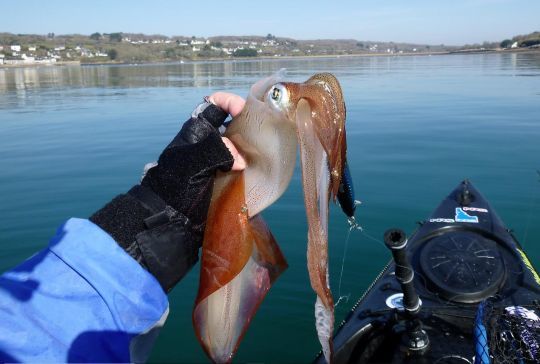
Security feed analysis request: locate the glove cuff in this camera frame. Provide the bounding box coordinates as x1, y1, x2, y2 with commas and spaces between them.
90, 185, 200, 292
89, 101, 235, 292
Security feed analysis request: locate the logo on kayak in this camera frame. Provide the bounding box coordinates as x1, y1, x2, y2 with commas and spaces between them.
455, 208, 479, 223
429, 207, 484, 223
429, 218, 455, 223
462, 206, 488, 213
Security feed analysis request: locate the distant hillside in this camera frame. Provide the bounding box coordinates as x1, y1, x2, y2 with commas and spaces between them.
496, 31, 540, 49
0, 31, 538, 66
209, 34, 452, 55
509, 31, 540, 47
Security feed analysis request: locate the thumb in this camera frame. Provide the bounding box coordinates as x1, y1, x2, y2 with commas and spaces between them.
222, 137, 246, 171
209, 92, 246, 118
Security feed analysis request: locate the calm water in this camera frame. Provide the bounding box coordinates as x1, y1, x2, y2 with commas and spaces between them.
1, 53, 540, 363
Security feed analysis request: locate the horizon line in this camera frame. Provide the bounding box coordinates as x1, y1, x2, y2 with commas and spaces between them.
2, 30, 538, 47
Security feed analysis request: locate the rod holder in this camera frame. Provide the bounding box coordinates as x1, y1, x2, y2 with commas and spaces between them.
384, 229, 420, 313
384, 228, 429, 355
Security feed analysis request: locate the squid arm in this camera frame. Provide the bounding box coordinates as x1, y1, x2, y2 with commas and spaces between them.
291, 74, 347, 364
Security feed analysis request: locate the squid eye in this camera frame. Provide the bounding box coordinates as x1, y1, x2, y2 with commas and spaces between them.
271, 87, 281, 101
267, 83, 289, 109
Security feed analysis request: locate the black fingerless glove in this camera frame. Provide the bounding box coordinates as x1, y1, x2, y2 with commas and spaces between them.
90, 101, 234, 292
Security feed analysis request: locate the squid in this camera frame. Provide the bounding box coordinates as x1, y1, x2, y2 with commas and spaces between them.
192, 70, 350, 363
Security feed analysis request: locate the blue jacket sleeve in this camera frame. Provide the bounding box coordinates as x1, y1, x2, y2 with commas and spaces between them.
0, 218, 169, 363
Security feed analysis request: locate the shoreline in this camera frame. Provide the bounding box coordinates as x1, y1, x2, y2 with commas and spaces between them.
1, 48, 539, 69
0, 60, 81, 68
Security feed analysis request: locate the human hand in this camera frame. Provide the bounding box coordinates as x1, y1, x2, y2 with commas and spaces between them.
141, 92, 247, 218
91, 92, 249, 292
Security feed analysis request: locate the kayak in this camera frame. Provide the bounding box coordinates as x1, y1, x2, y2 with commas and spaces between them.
315, 180, 540, 363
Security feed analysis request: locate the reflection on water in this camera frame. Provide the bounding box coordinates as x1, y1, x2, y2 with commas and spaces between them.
1, 53, 539, 92
0, 60, 291, 94
1, 52, 540, 110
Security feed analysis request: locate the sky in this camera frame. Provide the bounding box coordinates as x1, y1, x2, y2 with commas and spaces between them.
3, 0, 539, 45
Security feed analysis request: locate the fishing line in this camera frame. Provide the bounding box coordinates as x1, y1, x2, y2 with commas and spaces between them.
334, 220, 366, 308
359, 226, 458, 308
334, 200, 363, 308
334, 222, 389, 307
336, 225, 394, 306
360, 229, 388, 251
334, 227, 353, 308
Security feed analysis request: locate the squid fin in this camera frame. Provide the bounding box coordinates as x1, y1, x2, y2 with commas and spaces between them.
193, 172, 287, 363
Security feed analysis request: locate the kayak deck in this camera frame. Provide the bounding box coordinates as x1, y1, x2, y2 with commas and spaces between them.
316, 180, 540, 363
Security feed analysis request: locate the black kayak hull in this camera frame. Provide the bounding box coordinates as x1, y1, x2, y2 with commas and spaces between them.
315, 180, 540, 364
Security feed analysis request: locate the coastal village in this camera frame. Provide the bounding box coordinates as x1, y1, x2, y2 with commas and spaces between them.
0, 44, 108, 66
0, 33, 419, 66
0, 31, 539, 66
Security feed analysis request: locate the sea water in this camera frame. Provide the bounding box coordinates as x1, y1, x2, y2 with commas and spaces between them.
1, 52, 539, 362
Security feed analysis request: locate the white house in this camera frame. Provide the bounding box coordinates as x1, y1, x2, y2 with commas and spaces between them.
21, 54, 36, 63
511, 42, 518, 49
28, 46, 37, 51
11, 45, 21, 52
80, 48, 93, 57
